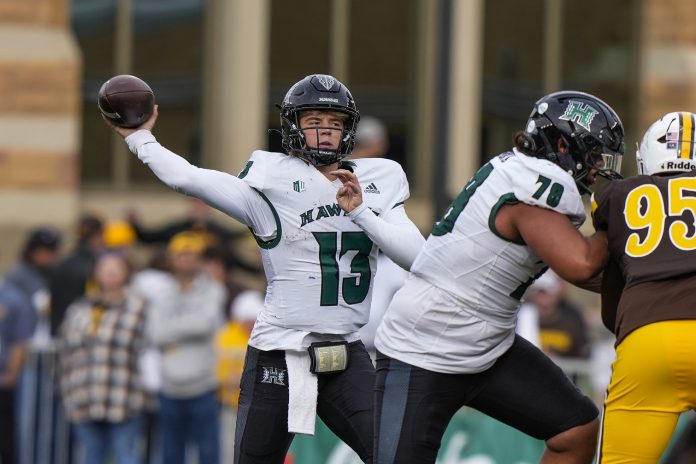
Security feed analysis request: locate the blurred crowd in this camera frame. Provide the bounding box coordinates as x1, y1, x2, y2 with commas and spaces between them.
0, 198, 266, 464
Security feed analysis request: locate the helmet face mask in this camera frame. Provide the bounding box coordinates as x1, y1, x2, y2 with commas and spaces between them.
524, 91, 625, 193
636, 112, 696, 175
279, 74, 360, 166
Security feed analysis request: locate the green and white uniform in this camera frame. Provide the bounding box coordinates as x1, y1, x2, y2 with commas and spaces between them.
375, 148, 585, 373
125, 130, 423, 351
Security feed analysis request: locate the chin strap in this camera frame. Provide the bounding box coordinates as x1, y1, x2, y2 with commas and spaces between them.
597, 169, 623, 181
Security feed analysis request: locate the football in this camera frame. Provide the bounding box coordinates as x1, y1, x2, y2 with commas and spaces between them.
98, 75, 155, 128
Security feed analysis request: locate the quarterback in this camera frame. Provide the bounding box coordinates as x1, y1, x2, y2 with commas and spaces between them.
374, 91, 624, 463
104, 74, 424, 463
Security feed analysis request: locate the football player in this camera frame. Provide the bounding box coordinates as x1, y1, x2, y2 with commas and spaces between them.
104, 74, 424, 463
593, 112, 696, 463
374, 91, 624, 463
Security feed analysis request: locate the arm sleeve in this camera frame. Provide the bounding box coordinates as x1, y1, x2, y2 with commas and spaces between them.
600, 257, 623, 334
125, 130, 277, 240
347, 203, 425, 270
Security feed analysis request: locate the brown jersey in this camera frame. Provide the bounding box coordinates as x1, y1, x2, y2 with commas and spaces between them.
592, 172, 696, 344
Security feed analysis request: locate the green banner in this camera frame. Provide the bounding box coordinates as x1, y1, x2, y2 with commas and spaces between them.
288, 408, 545, 464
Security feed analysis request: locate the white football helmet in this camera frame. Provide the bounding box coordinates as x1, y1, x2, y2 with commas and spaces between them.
636, 112, 696, 175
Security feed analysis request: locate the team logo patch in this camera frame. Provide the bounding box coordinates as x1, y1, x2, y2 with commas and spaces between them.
364, 182, 380, 194
316, 75, 336, 90
260, 367, 287, 386
559, 100, 599, 131
293, 180, 306, 193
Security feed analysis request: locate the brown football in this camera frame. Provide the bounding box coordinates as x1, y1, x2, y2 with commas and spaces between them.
98, 75, 155, 128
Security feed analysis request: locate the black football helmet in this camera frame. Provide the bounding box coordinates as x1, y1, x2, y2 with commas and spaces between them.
279, 74, 360, 166
523, 91, 625, 193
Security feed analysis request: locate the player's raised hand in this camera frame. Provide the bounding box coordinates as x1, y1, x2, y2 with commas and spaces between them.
103, 104, 159, 138
332, 168, 363, 213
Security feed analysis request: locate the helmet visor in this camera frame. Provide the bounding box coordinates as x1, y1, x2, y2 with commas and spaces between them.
592, 150, 623, 180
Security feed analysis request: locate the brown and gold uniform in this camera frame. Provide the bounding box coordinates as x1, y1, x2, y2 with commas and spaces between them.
592, 172, 696, 463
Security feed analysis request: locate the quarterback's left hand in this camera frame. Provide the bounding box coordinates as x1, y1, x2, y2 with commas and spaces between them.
332, 169, 363, 213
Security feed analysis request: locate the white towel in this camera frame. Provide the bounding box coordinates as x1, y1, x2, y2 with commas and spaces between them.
285, 350, 318, 435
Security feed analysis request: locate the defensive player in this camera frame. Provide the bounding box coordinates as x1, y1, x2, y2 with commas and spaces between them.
593, 112, 696, 463
374, 91, 624, 463
104, 74, 424, 463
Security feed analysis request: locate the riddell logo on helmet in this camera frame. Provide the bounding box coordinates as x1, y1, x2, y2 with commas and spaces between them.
318, 97, 339, 103
664, 160, 696, 170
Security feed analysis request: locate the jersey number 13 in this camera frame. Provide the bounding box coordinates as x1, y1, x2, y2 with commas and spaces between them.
313, 232, 373, 306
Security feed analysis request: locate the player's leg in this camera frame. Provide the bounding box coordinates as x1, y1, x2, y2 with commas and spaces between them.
597, 321, 696, 463
234, 347, 294, 464
374, 352, 469, 464
468, 335, 599, 464
316, 341, 375, 463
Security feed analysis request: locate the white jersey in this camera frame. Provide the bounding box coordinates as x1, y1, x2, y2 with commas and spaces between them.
124, 130, 423, 351
357, 253, 409, 351
239, 151, 410, 334
375, 149, 585, 373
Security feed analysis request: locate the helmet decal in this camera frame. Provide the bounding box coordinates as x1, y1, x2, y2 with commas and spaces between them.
678, 112, 694, 159
636, 112, 696, 175
316, 75, 336, 90
524, 91, 624, 193
558, 101, 599, 131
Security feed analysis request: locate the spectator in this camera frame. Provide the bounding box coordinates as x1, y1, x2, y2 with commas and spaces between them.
57, 252, 149, 464
524, 270, 591, 360
103, 219, 137, 251
6, 226, 62, 342
351, 115, 390, 159
127, 199, 259, 275
215, 290, 263, 464
146, 231, 226, 464
127, 198, 242, 249
0, 267, 34, 464
201, 245, 250, 312
49, 214, 104, 336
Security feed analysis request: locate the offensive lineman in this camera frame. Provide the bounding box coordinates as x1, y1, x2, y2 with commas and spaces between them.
374, 91, 625, 463
593, 112, 696, 462
103, 74, 424, 463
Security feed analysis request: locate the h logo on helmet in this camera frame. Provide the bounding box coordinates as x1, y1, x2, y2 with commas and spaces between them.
316, 75, 336, 90
559, 101, 599, 132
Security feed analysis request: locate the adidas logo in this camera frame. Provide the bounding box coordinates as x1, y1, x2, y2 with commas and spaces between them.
364, 182, 380, 194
